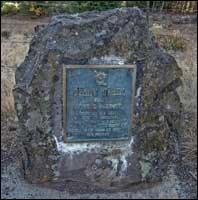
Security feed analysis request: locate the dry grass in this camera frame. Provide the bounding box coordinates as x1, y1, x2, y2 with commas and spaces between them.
170, 25, 197, 167
151, 24, 187, 51
1, 79, 19, 165
1, 78, 16, 118
181, 112, 197, 163
152, 22, 197, 167
156, 32, 187, 51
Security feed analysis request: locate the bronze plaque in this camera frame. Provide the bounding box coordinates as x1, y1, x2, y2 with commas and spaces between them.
63, 65, 136, 142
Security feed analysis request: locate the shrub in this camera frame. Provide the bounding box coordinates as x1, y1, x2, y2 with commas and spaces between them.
1, 1, 123, 15
60, 1, 123, 13
1, 2, 19, 15
18, 1, 47, 16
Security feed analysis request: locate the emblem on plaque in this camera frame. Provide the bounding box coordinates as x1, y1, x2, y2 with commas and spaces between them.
94, 70, 107, 86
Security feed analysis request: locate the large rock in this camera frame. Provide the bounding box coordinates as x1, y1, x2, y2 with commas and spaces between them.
13, 8, 182, 193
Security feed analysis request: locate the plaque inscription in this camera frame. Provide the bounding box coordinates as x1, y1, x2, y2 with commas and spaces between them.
63, 65, 136, 142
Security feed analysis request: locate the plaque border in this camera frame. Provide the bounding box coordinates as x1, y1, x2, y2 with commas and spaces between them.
63, 65, 136, 143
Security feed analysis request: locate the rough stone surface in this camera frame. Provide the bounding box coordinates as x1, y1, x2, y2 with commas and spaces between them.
2, 164, 187, 199
13, 8, 182, 192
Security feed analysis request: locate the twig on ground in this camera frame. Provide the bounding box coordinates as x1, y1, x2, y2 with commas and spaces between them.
189, 171, 197, 181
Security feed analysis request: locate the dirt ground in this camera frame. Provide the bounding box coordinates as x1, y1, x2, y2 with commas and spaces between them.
1, 13, 197, 199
